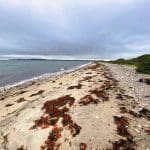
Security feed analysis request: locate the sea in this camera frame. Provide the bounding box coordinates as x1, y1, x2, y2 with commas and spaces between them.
0, 59, 89, 88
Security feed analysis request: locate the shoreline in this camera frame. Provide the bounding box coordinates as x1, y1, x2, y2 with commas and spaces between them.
0, 61, 92, 92
0, 62, 149, 150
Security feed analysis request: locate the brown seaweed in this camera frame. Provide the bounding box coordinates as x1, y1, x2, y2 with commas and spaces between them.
41, 126, 62, 150
113, 116, 131, 137
17, 97, 26, 103
80, 143, 87, 150
90, 89, 109, 102
67, 84, 83, 89
30, 90, 44, 97
112, 138, 135, 150
30, 95, 81, 150
79, 95, 99, 106
5, 103, 14, 107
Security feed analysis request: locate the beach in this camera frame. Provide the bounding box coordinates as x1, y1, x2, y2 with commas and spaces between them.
0, 62, 150, 150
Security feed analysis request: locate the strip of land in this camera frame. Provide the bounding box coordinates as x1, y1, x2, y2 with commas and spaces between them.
0, 63, 150, 150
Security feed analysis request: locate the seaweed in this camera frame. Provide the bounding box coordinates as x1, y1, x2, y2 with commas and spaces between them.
1, 133, 9, 149
128, 108, 150, 120
139, 108, 150, 120
128, 110, 140, 118
30, 115, 50, 129
62, 114, 81, 136
79, 95, 99, 106
86, 72, 92, 74
112, 138, 135, 150
16, 145, 27, 150
5, 103, 14, 107
80, 143, 87, 150
67, 84, 83, 89
144, 129, 150, 135
90, 89, 109, 102
0, 97, 5, 101
120, 107, 128, 113
113, 116, 131, 137
30, 90, 44, 97
41, 126, 62, 150
112, 116, 135, 150
69, 122, 81, 137
83, 76, 92, 81
30, 95, 81, 149
17, 97, 26, 103
62, 114, 72, 126
116, 94, 124, 100
139, 78, 150, 85
42, 95, 75, 114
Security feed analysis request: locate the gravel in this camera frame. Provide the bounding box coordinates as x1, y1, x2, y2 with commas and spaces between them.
103, 63, 150, 109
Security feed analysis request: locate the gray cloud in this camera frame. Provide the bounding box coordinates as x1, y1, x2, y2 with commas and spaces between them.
0, 0, 150, 59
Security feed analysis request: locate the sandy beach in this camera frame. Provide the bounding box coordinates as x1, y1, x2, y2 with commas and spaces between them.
0, 62, 150, 150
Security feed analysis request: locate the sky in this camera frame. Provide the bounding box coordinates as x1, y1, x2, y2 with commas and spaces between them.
0, 0, 150, 60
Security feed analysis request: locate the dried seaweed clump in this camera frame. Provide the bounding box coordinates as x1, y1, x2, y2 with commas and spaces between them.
62, 114, 81, 137
30, 90, 44, 97
43, 95, 75, 113
81, 76, 93, 81
30, 115, 51, 129
16, 145, 27, 150
90, 89, 109, 102
113, 116, 131, 137
139, 108, 150, 120
139, 78, 150, 85
67, 84, 83, 89
102, 72, 118, 88
112, 138, 135, 150
68, 122, 81, 137
79, 95, 99, 106
86, 72, 92, 74
17, 97, 26, 103
30, 95, 75, 129
120, 107, 128, 113
80, 143, 87, 150
5, 103, 14, 107
128, 108, 150, 120
112, 116, 135, 150
41, 126, 62, 150
30, 95, 81, 150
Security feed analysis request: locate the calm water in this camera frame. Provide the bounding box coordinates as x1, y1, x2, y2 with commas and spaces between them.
0, 60, 89, 87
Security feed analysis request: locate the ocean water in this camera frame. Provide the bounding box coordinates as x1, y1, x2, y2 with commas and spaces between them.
0, 60, 89, 87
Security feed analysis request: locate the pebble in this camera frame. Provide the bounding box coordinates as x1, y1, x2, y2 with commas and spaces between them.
134, 128, 140, 133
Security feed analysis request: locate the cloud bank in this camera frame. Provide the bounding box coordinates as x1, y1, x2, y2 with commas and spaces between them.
0, 0, 150, 59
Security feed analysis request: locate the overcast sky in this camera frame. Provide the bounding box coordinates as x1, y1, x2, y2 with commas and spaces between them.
0, 0, 150, 59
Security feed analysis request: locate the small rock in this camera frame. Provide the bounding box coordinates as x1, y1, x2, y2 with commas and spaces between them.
138, 124, 142, 129
134, 128, 140, 133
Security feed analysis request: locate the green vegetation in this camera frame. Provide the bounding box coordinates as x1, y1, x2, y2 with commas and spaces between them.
107, 54, 150, 75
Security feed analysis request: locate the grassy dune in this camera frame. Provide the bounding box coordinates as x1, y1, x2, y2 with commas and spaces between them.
107, 54, 150, 74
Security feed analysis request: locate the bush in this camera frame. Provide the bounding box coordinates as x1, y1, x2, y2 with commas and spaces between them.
106, 54, 150, 75
136, 58, 150, 74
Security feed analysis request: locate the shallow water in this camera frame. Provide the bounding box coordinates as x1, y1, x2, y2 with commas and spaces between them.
0, 60, 89, 87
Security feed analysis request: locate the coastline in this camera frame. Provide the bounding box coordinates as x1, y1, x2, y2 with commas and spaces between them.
0, 62, 149, 150
0, 61, 92, 92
